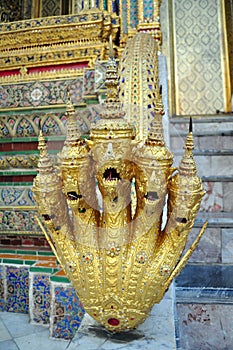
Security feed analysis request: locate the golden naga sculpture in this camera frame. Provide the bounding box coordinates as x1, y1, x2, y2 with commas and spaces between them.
33, 32, 207, 332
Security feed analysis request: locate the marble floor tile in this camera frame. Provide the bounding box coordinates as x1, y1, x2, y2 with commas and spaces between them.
14, 329, 69, 350
0, 312, 46, 338
0, 340, 19, 350
0, 318, 11, 342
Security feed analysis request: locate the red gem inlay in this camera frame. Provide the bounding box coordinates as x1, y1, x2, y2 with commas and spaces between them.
108, 318, 120, 326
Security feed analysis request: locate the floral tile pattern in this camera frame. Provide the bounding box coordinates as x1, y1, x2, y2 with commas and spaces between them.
83, 70, 95, 96
0, 112, 67, 138
0, 187, 35, 206
30, 273, 51, 324
0, 105, 100, 139
51, 285, 85, 339
0, 209, 41, 234
0, 78, 84, 109
0, 265, 5, 311
5, 265, 29, 313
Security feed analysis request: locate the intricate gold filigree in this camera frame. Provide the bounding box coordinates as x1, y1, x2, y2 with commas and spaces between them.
0, 9, 120, 71
33, 32, 206, 332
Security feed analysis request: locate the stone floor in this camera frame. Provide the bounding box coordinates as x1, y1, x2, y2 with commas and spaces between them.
0, 312, 69, 350
0, 285, 176, 350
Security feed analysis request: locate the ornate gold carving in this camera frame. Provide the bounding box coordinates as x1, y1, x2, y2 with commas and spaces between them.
0, 9, 120, 71
33, 32, 206, 332
0, 67, 84, 85
137, 0, 162, 44
119, 33, 160, 140
0, 154, 39, 170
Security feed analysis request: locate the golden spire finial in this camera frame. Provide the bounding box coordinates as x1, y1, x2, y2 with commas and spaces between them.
37, 130, 54, 174
179, 118, 197, 176
155, 85, 165, 115
100, 38, 125, 120
66, 92, 75, 115
64, 92, 81, 145
109, 34, 114, 59
146, 85, 165, 146
105, 57, 118, 100
38, 129, 46, 153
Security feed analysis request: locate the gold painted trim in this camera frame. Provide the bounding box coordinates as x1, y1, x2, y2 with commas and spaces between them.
120, 0, 123, 36
0, 103, 87, 113
0, 67, 84, 85
138, 0, 143, 22
107, 0, 112, 12
32, 0, 40, 18
35, 216, 62, 264
99, 0, 104, 11
0, 231, 43, 235
0, 206, 37, 210
219, 0, 231, 112
168, 0, 176, 116
0, 104, 67, 113
127, 0, 131, 29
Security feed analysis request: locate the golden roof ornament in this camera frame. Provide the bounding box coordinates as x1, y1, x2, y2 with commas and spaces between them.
146, 86, 165, 147
33, 33, 207, 333
63, 93, 81, 145
37, 130, 53, 174
179, 118, 197, 177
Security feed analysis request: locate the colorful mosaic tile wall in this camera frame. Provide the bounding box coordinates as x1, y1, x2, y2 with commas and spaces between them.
30, 273, 51, 324
0, 187, 35, 206
29, 261, 59, 325
50, 281, 85, 339
0, 265, 4, 311
0, 106, 100, 140
0, 64, 101, 243
0, 78, 84, 109
0, 250, 85, 339
0, 209, 41, 235
143, 0, 153, 19
5, 265, 29, 313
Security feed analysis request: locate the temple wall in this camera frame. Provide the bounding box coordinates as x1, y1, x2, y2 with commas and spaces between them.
160, 0, 231, 116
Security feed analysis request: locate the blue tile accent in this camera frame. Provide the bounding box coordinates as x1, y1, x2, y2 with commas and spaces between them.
6, 265, 29, 313
0, 265, 5, 311
32, 274, 51, 324
51, 285, 85, 339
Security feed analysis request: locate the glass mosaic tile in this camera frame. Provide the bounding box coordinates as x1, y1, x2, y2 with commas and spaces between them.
0, 265, 5, 311
5, 265, 29, 313
31, 274, 51, 324
51, 285, 85, 339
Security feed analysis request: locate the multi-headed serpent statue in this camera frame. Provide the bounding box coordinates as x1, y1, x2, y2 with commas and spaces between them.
33, 32, 207, 332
